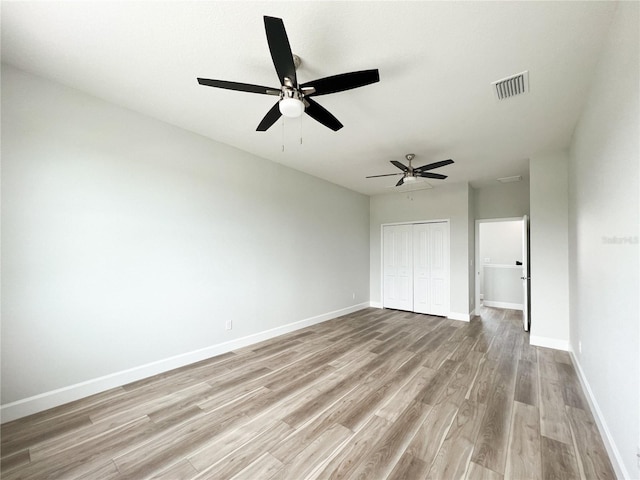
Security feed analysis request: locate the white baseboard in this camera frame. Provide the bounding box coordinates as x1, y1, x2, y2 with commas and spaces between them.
483, 300, 523, 311
569, 349, 629, 480
369, 301, 383, 309
447, 311, 471, 322
529, 335, 570, 351
0, 302, 370, 423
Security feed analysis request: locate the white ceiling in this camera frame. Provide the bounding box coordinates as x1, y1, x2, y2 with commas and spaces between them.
1, 1, 617, 195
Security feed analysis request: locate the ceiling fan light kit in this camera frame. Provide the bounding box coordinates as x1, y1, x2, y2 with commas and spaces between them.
279, 96, 304, 118
197, 16, 380, 132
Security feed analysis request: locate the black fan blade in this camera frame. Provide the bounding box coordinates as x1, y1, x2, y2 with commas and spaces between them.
304, 98, 343, 131
391, 160, 409, 172
197, 78, 280, 95
365, 173, 403, 178
256, 102, 282, 131
414, 159, 454, 172
396, 177, 405, 186
417, 172, 448, 180
301, 69, 380, 96
264, 16, 297, 86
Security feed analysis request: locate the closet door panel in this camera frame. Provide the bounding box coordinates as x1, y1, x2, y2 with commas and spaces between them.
428, 222, 450, 316
383, 225, 413, 311
413, 224, 431, 314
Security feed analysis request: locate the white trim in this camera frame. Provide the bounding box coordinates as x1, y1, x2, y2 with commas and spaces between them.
482, 300, 524, 311
380, 218, 450, 227
569, 349, 629, 480
447, 311, 471, 322
0, 302, 369, 423
369, 301, 383, 309
529, 335, 569, 351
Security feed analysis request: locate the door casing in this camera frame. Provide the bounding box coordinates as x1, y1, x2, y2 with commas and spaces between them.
474, 217, 530, 327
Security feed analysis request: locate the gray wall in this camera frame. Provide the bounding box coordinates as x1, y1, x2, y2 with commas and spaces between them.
474, 180, 530, 220
1, 66, 370, 408
529, 150, 570, 348
568, 2, 639, 476
467, 184, 476, 313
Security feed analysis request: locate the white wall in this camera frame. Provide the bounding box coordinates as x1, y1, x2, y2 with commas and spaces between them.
568, 2, 639, 477
482, 266, 523, 308
369, 183, 472, 319
529, 150, 570, 349
1, 66, 370, 416
479, 221, 523, 266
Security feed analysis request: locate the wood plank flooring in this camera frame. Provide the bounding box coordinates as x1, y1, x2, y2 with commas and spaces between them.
0, 307, 616, 479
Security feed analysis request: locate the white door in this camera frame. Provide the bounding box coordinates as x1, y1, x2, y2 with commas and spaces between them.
428, 222, 450, 316
413, 224, 430, 314
383, 225, 413, 311
413, 222, 450, 316
521, 215, 531, 331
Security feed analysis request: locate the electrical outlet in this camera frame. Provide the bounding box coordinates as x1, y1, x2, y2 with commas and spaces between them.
352, 292, 355, 300
578, 341, 582, 354
225, 320, 232, 330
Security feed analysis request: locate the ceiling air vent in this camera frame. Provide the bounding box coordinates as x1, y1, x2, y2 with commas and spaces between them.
492, 71, 529, 100
497, 175, 523, 183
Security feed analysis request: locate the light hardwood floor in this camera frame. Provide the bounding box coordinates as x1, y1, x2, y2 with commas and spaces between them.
1, 307, 616, 479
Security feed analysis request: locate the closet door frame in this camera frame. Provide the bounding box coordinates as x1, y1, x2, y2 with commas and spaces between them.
380, 219, 450, 316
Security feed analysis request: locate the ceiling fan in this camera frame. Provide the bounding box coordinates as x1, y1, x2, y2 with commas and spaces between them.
366, 154, 454, 186
197, 16, 380, 132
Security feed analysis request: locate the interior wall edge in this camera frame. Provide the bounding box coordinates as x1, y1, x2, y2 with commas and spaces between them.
0, 301, 370, 424
569, 349, 629, 480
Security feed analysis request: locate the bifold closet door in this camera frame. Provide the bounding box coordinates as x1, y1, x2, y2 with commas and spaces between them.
413, 222, 449, 316
382, 225, 413, 311
383, 222, 449, 316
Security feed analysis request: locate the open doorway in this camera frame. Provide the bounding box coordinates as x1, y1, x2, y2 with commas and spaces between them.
475, 217, 530, 330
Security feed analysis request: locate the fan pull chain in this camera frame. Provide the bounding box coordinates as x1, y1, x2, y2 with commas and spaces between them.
281, 118, 285, 152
